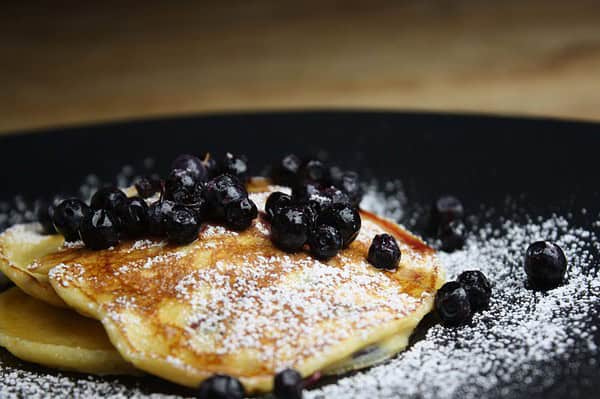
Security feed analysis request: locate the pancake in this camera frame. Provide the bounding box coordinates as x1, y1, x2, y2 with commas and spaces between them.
0, 181, 443, 392
45, 184, 443, 393
0, 287, 136, 375
0, 223, 66, 307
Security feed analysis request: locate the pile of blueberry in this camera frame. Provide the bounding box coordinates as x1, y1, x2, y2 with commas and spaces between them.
427, 195, 466, 252
36, 153, 257, 250
199, 368, 303, 399
267, 154, 401, 269
266, 154, 363, 260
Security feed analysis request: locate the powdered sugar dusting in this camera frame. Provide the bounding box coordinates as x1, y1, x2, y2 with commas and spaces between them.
175, 251, 426, 365
127, 239, 166, 253
2, 223, 46, 246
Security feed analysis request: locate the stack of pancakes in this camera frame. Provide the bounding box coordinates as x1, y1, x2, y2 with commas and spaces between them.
0, 180, 444, 393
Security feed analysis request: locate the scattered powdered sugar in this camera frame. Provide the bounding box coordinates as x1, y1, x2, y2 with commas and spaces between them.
1, 182, 599, 398
176, 250, 424, 363
2, 223, 46, 246
360, 180, 406, 222
62, 240, 85, 249
127, 239, 166, 253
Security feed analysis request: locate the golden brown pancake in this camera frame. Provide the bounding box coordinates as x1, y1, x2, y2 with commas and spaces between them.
0, 224, 66, 307
0, 287, 136, 375
46, 184, 443, 392
0, 180, 443, 392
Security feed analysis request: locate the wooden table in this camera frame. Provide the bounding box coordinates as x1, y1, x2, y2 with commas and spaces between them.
2, 0, 600, 134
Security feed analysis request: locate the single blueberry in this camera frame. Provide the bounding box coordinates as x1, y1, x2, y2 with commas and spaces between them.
265, 192, 293, 221
270, 206, 309, 252
457, 270, 492, 312
435, 281, 472, 327
90, 187, 127, 212
115, 197, 149, 237
221, 153, 249, 182
165, 205, 201, 245
171, 154, 207, 182
225, 197, 258, 231
367, 233, 401, 270
198, 374, 244, 399
300, 159, 329, 183
274, 368, 303, 399
438, 220, 465, 252
308, 224, 342, 260
524, 241, 567, 290
79, 209, 120, 250
271, 154, 302, 187
428, 195, 464, 235
52, 199, 92, 242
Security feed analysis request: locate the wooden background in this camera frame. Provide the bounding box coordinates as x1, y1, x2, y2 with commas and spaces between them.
2, 0, 600, 135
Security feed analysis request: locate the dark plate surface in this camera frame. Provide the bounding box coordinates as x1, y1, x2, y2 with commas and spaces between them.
0, 111, 599, 398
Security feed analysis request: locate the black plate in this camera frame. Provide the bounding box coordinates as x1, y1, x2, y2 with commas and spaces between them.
0, 111, 599, 398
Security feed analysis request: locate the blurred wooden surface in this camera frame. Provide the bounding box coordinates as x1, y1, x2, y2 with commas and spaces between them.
2, 0, 600, 134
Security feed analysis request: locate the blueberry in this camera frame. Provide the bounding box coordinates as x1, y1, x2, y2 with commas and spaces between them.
328, 165, 344, 184
524, 241, 567, 289
46, 194, 68, 220
301, 159, 329, 183
367, 234, 401, 270
221, 153, 249, 182
308, 224, 342, 260
147, 200, 176, 236
292, 182, 323, 204
198, 374, 244, 399
321, 186, 352, 208
438, 220, 465, 252
457, 270, 491, 312
134, 175, 162, 198
34, 199, 56, 234
205, 174, 248, 219
270, 206, 309, 252
115, 197, 148, 237
202, 153, 220, 179
435, 281, 472, 327
316, 204, 361, 247
225, 197, 258, 231
271, 154, 302, 187
265, 192, 293, 221
79, 209, 120, 250
429, 196, 464, 235
165, 205, 201, 245
90, 187, 128, 212
335, 171, 363, 207
274, 368, 303, 399
164, 169, 200, 204
171, 154, 207, 182
52, 199, 92, 242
